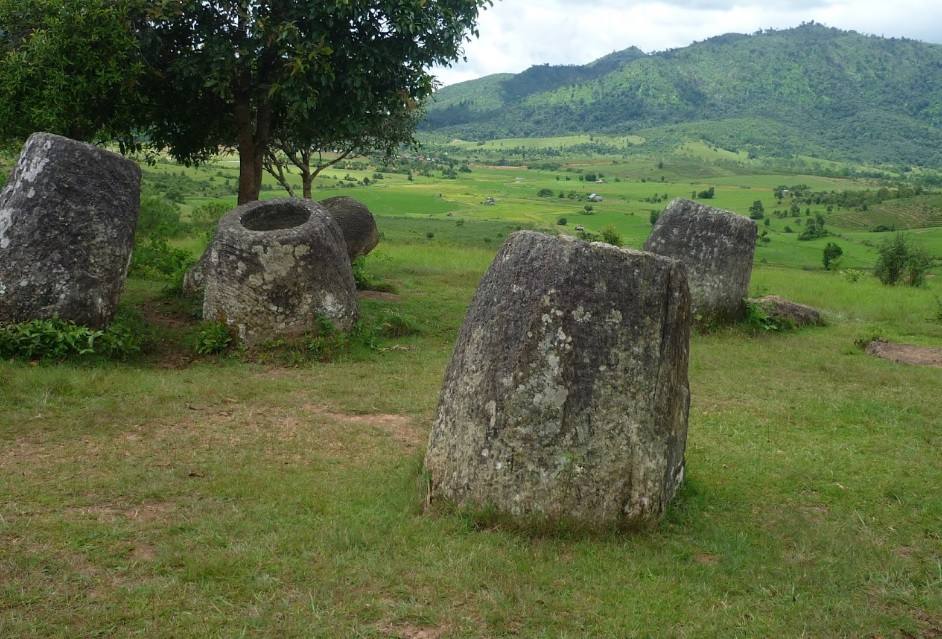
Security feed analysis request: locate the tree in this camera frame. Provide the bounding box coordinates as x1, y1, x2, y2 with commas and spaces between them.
748, 200, 765, 220
696, 186, 715, 199
600, 225, 622, 246
0, 0, 142, 146
0, 0, 489, 204
264, 105, 420, 199
875, 233, 933, 286
822, 242, 843, 270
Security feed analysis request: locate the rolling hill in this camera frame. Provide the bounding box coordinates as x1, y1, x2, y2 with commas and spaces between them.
421, 24, 942, 167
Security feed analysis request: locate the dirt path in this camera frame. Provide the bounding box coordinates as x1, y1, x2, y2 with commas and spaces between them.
865, 341, 942, 368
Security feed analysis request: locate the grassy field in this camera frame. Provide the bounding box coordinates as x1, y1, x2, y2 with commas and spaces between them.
1, 141, 941, 637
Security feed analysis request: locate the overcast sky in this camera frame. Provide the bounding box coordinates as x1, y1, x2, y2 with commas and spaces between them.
432, 0, 942, 86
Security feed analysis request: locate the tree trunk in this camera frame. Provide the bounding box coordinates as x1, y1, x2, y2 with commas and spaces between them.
237, 144, 262, 204
302, 168, 313, 199
234, 95, 270, 204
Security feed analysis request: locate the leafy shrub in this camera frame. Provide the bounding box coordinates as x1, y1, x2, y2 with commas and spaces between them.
0, 310, 149, 361
823, 242, 843, 270
129, 237, 195, 283
351, 256, 396, 293
874, 233, 932, 286
556, 217, 567, 226
377, 311, 422, 338
798, 214, 828, 241
649, 210, 660, 226
138, 194, 186, 238
537, 188, 554, 197
189, 200, 229, 233
842, 269, 864, 283
193, 321, 232, 355
696, 186, 715, 199
600, 226, 622, 246
744, 301, 790, 332
748, 200, 765, 219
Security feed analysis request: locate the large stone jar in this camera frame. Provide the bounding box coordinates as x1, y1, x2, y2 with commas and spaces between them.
319, 196, 380, 261
425, 231, 691, 528
644, 198, 756, 322
0, 132, 141, 327
202, 198, 357, 345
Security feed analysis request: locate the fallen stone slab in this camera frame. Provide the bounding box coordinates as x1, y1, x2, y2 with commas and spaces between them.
749, 295, 824, 328
425, 231, 691, 528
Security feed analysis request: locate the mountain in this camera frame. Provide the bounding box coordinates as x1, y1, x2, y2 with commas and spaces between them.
421, 24, 942, 167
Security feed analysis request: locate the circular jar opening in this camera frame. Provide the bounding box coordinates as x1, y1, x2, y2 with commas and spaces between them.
241, 202, 310, 231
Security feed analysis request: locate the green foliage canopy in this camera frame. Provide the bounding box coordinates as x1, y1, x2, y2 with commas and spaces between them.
0, 0, 489, 203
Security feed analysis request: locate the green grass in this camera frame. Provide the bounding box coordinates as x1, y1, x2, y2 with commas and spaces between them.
2, 142, 941, 638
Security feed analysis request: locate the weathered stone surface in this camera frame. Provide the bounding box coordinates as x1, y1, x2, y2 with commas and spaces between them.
644, 198, 756, 322
202, 198, 357, 345
425, 231, 691, 527
182, 249, 209, 298
749, 295, 824, 327
0, 132, 141, 328
319, 196, 379, 261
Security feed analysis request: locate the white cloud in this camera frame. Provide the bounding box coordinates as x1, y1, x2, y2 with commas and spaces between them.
432, 0, 942, 86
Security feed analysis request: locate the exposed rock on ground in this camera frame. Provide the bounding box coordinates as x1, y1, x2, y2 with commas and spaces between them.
0, 132, 141, 327
319, 196, 379, 261
865, 341, 942, 368
749, 295, 824, 328
425, 231, 691, 528
202, 198, 357, 345
645, 198, 756, 323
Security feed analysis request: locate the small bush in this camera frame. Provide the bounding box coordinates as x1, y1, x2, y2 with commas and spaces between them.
378, 312, 422, 338
842, 269, 864, 283
351, 256, 396, 293
556, 217, 567, 226
874, 233, 932, 286
744, 301, 791, 333
823, 242, 843, 270
138, 194, 186, 238
130, 237, 194, 282
649, 210, 660, 226
193, 321, 232, 355
0, 310, 150, 361
600, 226, 622, 246
189, 200, 229, 233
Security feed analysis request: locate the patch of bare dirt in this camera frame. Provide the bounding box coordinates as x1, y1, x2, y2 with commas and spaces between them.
376, 623, 450, 639
865, 341, 942, 368
301, 404, 426, 449
65, 501, 177, 524
693, 553, 720, 565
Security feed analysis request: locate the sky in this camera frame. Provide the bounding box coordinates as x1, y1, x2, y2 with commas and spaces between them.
432, 0, 942, 86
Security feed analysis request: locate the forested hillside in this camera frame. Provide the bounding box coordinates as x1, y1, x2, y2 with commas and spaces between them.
422, 24, 942, 167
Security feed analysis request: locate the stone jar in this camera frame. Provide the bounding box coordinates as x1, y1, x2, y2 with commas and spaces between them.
0, 132, 141, 327
425, 231, 691, 528
644, 198, 756, 322
202, 198, 357, 345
